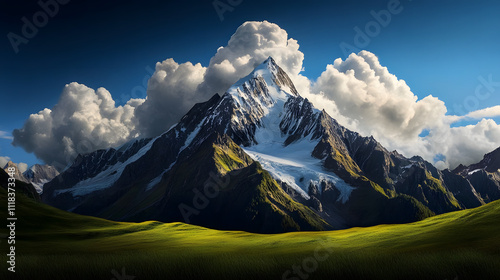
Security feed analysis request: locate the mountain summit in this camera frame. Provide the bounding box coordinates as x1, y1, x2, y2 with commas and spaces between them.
42, 57, 500, 233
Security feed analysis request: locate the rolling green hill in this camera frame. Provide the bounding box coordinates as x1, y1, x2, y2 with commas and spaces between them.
1, 183, 500, 280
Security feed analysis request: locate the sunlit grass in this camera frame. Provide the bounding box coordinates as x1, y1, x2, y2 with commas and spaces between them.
1, 187, 499, 279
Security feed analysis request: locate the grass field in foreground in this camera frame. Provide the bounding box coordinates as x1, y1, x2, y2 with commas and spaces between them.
1, 187, 500, 280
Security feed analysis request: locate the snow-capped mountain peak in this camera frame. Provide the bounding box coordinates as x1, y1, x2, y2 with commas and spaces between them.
219, 57, 307, 146
216, 57, 355, 201
23, 164, 59, 194
226, 56, 299, 110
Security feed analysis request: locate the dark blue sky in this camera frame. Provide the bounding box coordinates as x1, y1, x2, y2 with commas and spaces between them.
1, 0, 500, 166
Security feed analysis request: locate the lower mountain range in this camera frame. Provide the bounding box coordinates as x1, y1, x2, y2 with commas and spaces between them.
36, 57, 500, 233
2, 162, 59, 194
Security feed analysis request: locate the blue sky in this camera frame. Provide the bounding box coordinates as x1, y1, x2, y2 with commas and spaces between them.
1, 0, 500, 167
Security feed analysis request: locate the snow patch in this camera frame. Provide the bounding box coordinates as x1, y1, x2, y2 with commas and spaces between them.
146, 162, 176, 191
243, 138, 355, 203
402, 164, 414, 169
32, 179, 49, 194
227, 59, 356, 203
179, 117, 206, 153
55, 136, 159, 197
468, 169, 482, 175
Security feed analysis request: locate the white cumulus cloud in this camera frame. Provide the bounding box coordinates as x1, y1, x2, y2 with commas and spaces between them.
134, 59, 207, 137
312, 51, 448, 142
199, 20, 304, 95
309, 51, 500, 169
13, 82, 144, 168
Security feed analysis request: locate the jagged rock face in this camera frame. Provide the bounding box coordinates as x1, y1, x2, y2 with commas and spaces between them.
441, 169, 484, 208
2, 161, 61, 194
468, 171, 500, 202
0, 168, 40, 201
24, 164, 59, 184
452, 147, 500, 203
43, 138, 152, 200
3, 161, 27, 183
455, 147, 500, 175
23, 164, 60, 194
41, 56, 500, 233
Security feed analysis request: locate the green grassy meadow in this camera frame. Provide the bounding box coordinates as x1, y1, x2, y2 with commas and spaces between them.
1, 187, 500, 280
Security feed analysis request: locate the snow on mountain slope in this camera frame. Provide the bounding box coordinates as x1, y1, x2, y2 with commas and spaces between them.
226, 57, 355, 202
243, 138, 355, 203
454, 147, 500, 176
55, 136, 157, 197
31, 179, 48, 194
23, 164, 60, 194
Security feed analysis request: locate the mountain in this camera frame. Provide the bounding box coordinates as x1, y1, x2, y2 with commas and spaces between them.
42, 57, 500, 233
0, 168, 40, 201
3, 161, 27, 182
2, 161, 59, 194
453, 147, 500, 203
23, 164, 59, 194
